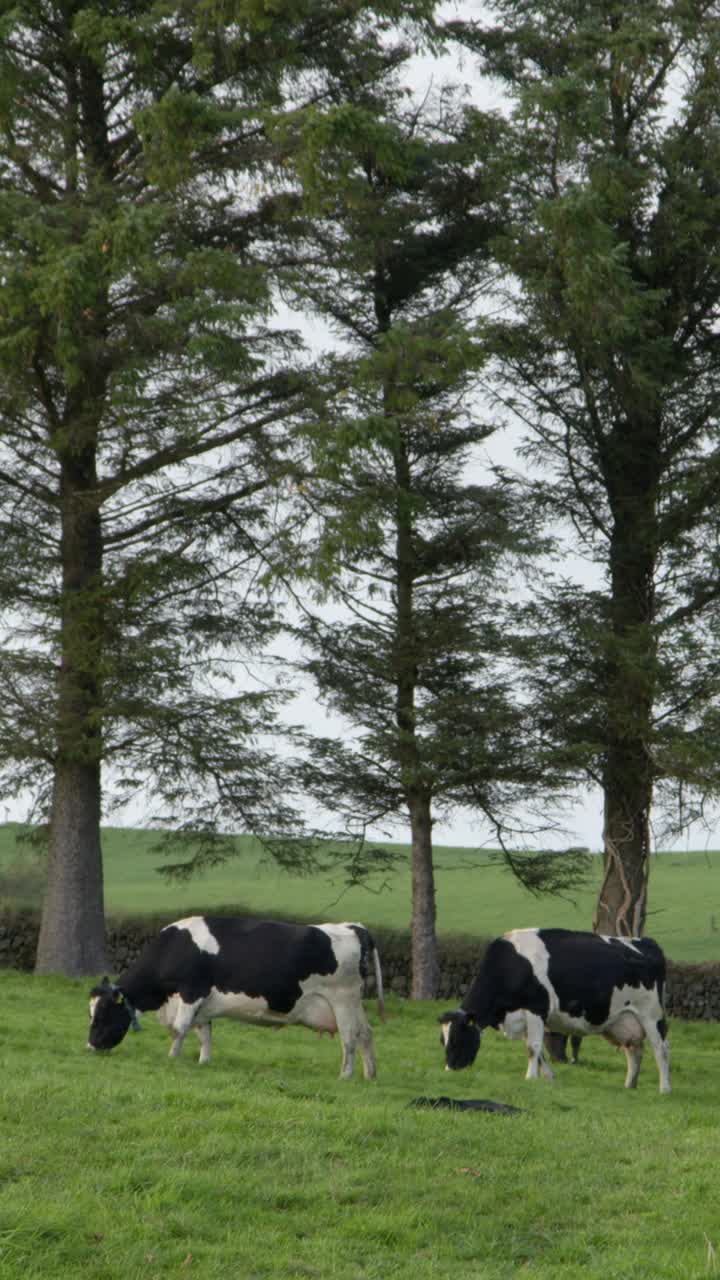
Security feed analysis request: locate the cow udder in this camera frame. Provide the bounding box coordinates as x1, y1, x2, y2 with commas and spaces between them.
291, 992, 338, 1035
603, 1010, 645, 1049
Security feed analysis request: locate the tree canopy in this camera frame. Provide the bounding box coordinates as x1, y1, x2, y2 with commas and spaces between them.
278, 79, 589, 993
2, 0, 720, 976
450, 0, 720, 933
0, 0, 436, 973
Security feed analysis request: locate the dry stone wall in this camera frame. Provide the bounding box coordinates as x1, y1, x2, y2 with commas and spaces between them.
2, 910, 720, 1020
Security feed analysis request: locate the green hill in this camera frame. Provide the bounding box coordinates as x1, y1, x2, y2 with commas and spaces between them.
2, 822, 719, 962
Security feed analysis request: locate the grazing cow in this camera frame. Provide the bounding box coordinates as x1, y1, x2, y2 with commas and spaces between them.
88, 916, 384, 1080
440, 928, 670, 1093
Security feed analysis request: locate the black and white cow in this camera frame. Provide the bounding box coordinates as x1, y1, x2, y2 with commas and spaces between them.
440, 928, 671, 1093
88, 916, 384, 1080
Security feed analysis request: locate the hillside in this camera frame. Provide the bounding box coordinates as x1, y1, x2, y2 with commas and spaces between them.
1, 823, 719, 962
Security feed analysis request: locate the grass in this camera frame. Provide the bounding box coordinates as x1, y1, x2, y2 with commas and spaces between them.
1, 970, 718, 1279
3, 823, 720, 961
2, 828, 719, 1277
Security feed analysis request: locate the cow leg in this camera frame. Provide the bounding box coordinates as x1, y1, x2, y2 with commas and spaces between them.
168, 1029, 187, 1059
524, 1013, 553, 1081
166, 998, 202, 1060
623, 1043, 644, 1089
356, 1014, 376, 1081
538, 1051, 555, 1081
641, 1019, 671, 1094
194, 1022, 212, 1065
332, 1002, 376, 1081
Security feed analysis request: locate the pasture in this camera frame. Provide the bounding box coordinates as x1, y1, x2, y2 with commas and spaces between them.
4, 823, 720, 961
1, 971, 718, 1279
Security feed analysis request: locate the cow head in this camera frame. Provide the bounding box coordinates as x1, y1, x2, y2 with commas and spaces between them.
88, 978, 139, 1052
439, 1009, 481, 1070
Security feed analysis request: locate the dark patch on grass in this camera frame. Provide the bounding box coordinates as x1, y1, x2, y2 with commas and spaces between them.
409, 1096, 524, 1115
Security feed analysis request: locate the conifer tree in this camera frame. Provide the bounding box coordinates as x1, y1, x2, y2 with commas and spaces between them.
450, 0, 720, 934
0, 0, 435, 973
283, 84, 584, 995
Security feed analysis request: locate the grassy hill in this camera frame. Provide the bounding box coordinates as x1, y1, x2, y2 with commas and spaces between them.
2, 822, 720, 961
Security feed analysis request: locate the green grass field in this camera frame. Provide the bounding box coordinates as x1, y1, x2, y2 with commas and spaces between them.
2, 823, 720, 961
1, 972, 717, 1280
2, 827, 720, 1277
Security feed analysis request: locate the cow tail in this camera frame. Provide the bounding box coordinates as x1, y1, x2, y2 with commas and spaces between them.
350, 923, 386, 1022
373, 942, 386, 1022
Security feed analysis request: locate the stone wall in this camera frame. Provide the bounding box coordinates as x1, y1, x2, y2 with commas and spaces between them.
0, 911, 37, 970
664, 962, 720, 1021
2, 910, 719, 1020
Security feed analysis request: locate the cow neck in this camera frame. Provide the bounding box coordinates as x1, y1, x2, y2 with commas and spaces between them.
116, 969, 165, 1014
461, 973, 498, 1030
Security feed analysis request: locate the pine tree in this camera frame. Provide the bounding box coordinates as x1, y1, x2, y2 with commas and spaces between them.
282, 83, 586, 995
0, 0, 435, 973
450, 0, 720, 934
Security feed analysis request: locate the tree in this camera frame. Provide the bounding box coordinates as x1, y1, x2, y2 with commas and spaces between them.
450, 0, 720, 934
281, 83, 587, 996
0, 0, 435, 974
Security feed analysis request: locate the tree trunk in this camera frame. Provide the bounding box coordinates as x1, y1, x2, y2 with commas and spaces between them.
35, 761, 107, 974
594, 750, 652, 937
32, 30, 113, 974
390, 421, 440, 997
409, 791, 440, 998
593, 408, 659, 938
35, 419, 107, 974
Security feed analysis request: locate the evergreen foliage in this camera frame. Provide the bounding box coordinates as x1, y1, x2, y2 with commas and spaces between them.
0, 0, 435, 973
280, 80, 588, 994
449, 0, 720, 934
3, 0, 719, 977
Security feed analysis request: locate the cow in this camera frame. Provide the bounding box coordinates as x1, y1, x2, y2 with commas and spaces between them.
440, 928, 671, 1093
88, 915, 384, 1080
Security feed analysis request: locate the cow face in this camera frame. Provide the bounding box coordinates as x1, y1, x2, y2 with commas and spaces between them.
88, 979, 133, 1052
439, 1009, 481, 1070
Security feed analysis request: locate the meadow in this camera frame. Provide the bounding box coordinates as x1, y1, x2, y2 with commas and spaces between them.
2, 826, 720, 1277
1, 972, 718, 1280
3, 823, 720, 962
